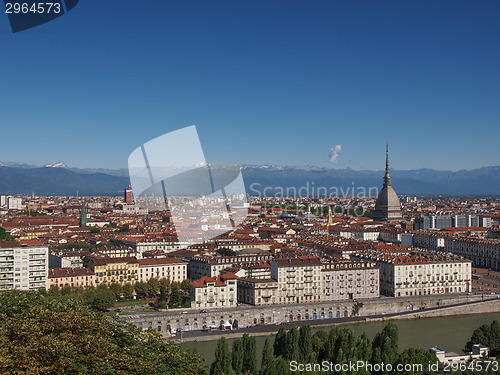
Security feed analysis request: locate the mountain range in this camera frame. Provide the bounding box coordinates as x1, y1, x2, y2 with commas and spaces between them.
0, 162, 499, 196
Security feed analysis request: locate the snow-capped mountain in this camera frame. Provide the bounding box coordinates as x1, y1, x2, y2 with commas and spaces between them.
44, 162, 68, 168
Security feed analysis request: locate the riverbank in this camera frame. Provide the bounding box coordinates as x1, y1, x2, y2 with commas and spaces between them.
180, 311, 500, 366
175, 297, 500, 343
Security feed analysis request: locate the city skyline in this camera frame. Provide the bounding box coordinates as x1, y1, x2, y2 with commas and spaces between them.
1, 1, 499, 171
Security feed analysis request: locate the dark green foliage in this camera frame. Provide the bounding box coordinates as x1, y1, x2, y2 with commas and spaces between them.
396, 348, 438, 375
0, 227, 14, 241
372, 321, 399, 366
210, 337, 232, 375
465, 320, 500, 357
284, 326, 300, 360
122, 283, 134, 300
169, 286, 181, 308
242, 333, 258, 374
273, 326, 287, 357
298, 324, 314, 362
232, 338, 244, 374
261, 337, 273, 373
0, 289, 206, 375
134, 281, 147, 299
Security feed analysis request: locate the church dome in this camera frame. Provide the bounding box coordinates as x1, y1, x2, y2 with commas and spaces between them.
373, 145, 402, 221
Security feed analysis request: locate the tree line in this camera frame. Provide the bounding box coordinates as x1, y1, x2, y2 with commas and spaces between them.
47, 276, 192, 310
210, 321, 500, 375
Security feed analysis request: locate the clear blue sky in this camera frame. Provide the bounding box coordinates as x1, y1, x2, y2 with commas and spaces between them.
1, 0, 499, 171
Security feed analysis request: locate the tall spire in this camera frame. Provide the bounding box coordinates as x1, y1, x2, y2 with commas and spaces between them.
384, 143, 392, 187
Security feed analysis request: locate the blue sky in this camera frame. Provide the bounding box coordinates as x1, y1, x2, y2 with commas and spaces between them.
0, 0, 499, 171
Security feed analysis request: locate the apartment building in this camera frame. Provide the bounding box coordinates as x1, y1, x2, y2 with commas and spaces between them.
190, 273, 238, 309
351, 249, 471, 297
270, 257, 322, 304
321, 260, 380, 301
87, 256, 139, 285
48, 267, 95, 288
237, 278, 278, 306
445, 237, 500, 271
188, 254, 273, 280
0, 243, 48, 291
137, 257, 187, 283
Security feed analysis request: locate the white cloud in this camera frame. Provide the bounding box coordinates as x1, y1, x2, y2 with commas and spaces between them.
328, 145, 342, 164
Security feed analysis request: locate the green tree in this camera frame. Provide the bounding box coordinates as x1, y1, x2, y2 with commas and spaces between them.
109, 282, 123, 300
298, 325, 314, 362
90, 227, 101, 234
0, 227, 14, 241
0, 289, 206, 375
134, 281, 148, 299
284, 326, 299, 361
122, 282, 134, 300
242, 333, 257, 374
396, 348, 438, 375
169, 286, 181, 308
465, 320, 500, 357
180, 278, 191, 293
85, 284, 115, 311
210, 337, 232, 375
47, 284, 60, 297
146, 277, 160, 297
352, 302, 364, 316
274, 326, 287, 357
261, 337, 274, 374
372, 322, 399, 370
232, 338, 244, 374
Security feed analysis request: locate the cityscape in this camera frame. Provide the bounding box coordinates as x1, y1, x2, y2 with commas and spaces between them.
1, 1, 499, 374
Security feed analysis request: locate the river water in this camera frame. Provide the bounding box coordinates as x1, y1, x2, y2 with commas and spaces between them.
181, 312, 500, 366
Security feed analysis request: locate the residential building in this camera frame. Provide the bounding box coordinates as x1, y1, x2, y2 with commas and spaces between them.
190, 273, 238, 308
351, 249, 471, 297
270, 257, 322, 304
48, 267, 95, 288
237, 278, 278, 305
444, 237, 500, 271
87, 256, 139, 285
321, 260, 379, 301
0, 243, 48, 291
137, 257, 187, 283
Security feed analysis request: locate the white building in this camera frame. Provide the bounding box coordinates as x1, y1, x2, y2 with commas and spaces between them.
351, 249, 471, 297
137, 257, 187, 283
190, 273, 238, 309
444, 237, 500, 271
429, 345, 489, 364
0, 244, 48, 291
7, 197, 24, 210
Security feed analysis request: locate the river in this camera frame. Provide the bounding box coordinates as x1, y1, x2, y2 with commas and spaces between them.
180, 312, 500, 366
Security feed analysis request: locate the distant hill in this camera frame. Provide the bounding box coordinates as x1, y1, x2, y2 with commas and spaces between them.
0, 164, 499, 196
0, 167, 129, 196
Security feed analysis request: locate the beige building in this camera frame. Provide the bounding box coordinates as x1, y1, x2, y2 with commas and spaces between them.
87, 256, 139, 285
190, 273, 238, 309
237, 278, 278, 305
321, 260, 379, 301
48, 267, 95, 288
137, 257, 187, 283
270, 257, 322, 304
